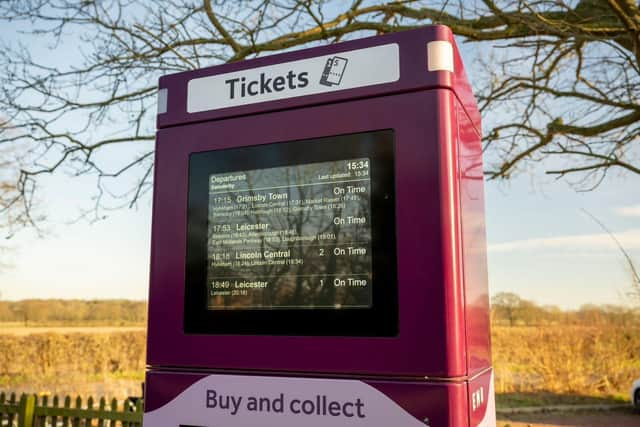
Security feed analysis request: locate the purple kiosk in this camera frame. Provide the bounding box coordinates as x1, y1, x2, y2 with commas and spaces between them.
145, 25, 495, 427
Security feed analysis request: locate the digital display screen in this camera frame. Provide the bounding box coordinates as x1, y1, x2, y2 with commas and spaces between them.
184, 129, 398, 336
207, 158, 372, 310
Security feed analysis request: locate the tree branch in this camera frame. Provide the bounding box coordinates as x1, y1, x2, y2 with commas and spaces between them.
203, 0, 242, 54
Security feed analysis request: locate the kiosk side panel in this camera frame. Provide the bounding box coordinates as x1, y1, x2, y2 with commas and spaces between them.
435, 89, 467, 378
456, 99, 492, 375
468, 368, 496, 427
450, 33, 481, 136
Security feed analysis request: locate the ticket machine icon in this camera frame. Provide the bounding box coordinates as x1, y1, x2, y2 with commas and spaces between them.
320, 56, 348, 86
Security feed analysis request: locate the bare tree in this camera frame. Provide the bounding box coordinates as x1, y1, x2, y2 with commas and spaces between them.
0, 117, 43, 256
0, 0, 638, 224
491, 292, 525, 326
631, 270, 640, 305
582, 209, 640, 307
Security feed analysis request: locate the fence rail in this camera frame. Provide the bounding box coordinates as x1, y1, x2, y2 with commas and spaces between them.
0, 393, 142, 427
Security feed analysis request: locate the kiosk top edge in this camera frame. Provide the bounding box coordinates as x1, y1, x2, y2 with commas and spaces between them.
156, 25, 480, 131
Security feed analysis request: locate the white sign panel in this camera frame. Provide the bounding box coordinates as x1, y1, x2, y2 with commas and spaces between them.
143, 374, 425, 427
187, 43, 400, 113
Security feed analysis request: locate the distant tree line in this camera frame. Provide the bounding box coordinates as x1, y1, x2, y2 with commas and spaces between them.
1, 296, 637, 327
491, 292, 640, 327
0, 299, 147, 325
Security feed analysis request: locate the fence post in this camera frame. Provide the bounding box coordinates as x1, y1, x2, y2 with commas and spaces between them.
18, 394, 36, 427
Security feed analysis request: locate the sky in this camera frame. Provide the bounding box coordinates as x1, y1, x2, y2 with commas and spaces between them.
1, 8, 639, 309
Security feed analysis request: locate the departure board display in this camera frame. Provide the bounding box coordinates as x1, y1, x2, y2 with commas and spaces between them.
207, 158, 372, 310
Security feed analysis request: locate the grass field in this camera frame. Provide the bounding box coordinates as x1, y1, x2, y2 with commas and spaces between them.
0, 325, 145, 335
492, 325, 640, 401
0, 324, 146, 398
0, 324, 638, 404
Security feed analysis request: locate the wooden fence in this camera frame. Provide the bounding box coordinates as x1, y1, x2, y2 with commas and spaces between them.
0, 393, 143, 427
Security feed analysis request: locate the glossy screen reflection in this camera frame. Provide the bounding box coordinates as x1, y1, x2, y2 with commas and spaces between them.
207, 158, 373, 310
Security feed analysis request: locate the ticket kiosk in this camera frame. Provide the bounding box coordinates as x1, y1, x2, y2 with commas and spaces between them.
144, 25, 495, 427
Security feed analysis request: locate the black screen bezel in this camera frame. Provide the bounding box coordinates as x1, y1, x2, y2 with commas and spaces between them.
184, 129, 398, 336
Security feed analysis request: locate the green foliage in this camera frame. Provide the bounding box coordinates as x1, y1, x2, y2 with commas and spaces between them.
496, 392, 628, 409
0, 392, 143, 426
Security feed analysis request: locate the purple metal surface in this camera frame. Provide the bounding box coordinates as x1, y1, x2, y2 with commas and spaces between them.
371, 379, 468, 427
157, 25, 479, 132
150, 91, 455, 376
145, 370, 206, 412
457, 98, 492, 375
147, 26, 491, 380
145, 370, 469, 427
467, 369, 495, 427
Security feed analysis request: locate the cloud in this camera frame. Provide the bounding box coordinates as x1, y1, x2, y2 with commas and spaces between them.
615, 205, 640, 217
488, 228, 640, 253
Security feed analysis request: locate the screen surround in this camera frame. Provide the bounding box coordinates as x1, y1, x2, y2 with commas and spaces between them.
184, 130, 398, 336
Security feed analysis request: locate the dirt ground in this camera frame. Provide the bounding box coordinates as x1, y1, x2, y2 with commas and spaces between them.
497, 408, 639, 427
